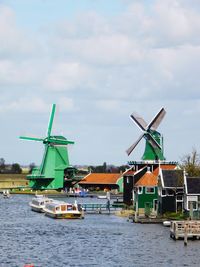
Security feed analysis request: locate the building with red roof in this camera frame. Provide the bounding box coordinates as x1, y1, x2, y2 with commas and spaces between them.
78, 173, 123, 193
123, 161, 178, 206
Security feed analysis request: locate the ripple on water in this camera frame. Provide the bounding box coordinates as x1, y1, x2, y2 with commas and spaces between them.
0, 195, 200, 266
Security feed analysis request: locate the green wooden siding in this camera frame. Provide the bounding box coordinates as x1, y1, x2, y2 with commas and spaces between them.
137, 186, 158, 209
117, 177, 123, 193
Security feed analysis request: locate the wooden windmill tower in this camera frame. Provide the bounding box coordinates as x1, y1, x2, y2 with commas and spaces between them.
126, 108, 166, 161
20, 104, 77, 190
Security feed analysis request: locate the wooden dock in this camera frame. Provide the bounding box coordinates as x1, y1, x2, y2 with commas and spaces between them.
170, 220, 200, 241
132, 217, 165, 224
81, 203, 121, 214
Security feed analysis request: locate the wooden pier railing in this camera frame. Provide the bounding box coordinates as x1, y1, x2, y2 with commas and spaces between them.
170, 220, 200, 242
81, 203, 120, 214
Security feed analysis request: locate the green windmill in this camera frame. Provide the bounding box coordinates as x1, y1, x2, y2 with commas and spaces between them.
20, 104, 77, 190
126, 108, 166, 161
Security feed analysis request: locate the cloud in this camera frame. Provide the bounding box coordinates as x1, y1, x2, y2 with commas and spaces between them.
0, 97, 49, 113
43, 62, 92, 91
0, 5, 40, 58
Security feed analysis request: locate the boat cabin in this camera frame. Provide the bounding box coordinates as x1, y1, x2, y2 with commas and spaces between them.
46, 202, 74, 212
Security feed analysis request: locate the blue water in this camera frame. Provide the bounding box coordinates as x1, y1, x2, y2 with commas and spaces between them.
0, 195, 200, 267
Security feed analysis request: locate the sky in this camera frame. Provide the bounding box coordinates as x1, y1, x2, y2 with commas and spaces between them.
0, 0, 200, 166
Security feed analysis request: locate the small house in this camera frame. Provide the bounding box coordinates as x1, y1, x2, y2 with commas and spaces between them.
158, 169, 184, 215
134, 167, 158, 217
184, 176, 200, 211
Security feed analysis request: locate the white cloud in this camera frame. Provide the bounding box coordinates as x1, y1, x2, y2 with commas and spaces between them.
0, 5, 40, 58
0, 97, 49, 113
43, 62, 92, 91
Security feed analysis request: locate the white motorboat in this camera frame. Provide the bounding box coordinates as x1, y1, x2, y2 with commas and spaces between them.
163, 221, 171, 227
43, 201, 84, 219
97, 195, 107, 199
29, 195, 53, 213
3, 190, 10, 198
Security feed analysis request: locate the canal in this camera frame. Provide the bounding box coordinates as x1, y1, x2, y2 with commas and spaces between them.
0, 194, 200, 266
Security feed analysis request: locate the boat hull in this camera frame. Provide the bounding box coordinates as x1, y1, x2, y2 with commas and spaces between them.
45, 211, 83, 219
30, 205, 44, 213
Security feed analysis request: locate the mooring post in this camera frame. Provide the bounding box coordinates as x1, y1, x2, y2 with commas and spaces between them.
134, 198, 138, 223
189, 201, 194, 220
184, 223, 188, 246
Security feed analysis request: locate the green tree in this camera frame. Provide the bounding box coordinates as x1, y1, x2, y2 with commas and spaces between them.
11, 163, 22, 174
29, 162, 36, 174
0, 158, 5, 172
181, 148, 200, 176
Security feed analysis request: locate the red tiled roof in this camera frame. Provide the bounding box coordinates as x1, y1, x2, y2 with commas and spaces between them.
79, 173, 122, 185
135, 171, 157, 186
153, 164, 177, 176
123, 170, 135, 175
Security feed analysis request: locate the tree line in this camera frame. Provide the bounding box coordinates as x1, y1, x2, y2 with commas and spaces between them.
0, 158, 22, 174
88, 162, 130, 173
1, 148, 200, 176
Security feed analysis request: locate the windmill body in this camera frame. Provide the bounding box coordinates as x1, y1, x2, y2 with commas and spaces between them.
142, 130, 164, 161
20, 104, 76, 190
126, 108, 166, 161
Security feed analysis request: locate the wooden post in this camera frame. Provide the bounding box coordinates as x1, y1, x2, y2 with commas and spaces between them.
184, 223, 188, 246
135, 198, 138, 223
189, 201, 193, 220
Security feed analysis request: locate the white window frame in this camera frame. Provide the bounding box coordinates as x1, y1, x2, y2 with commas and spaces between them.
138, 186, 143, 194
161, 189, 166, 197
145, 187, 155, 194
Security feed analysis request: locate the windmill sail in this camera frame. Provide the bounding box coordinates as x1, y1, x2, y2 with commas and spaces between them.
130, 112, 147, 131
126, 133, 144, 156
126, 107, 166, 161
47, 104, 56, 137
147, 108, 166, 131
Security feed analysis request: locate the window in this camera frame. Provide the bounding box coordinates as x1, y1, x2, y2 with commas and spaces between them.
176, 195, 183, 201
127, 177, 129, 184
167, 189, 174, 196
161, 189, 166, 196
146, 187, 155, 194
188, 201, 197, 210
153, 199, 158, 212
138, 186, 143, 194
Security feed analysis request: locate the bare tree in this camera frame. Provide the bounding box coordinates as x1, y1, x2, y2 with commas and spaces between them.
181, 148, 200, 177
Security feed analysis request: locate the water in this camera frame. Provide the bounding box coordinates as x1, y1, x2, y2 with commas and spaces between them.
0, 195, 200, 267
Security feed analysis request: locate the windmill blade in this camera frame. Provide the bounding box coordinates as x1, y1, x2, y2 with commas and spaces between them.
145, 132, 161, 149
147, 108, 166, 131
130, 112, 148, 131
126, 133, 144, 156
47, 104, 56, 137
19, 136, 44, 142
